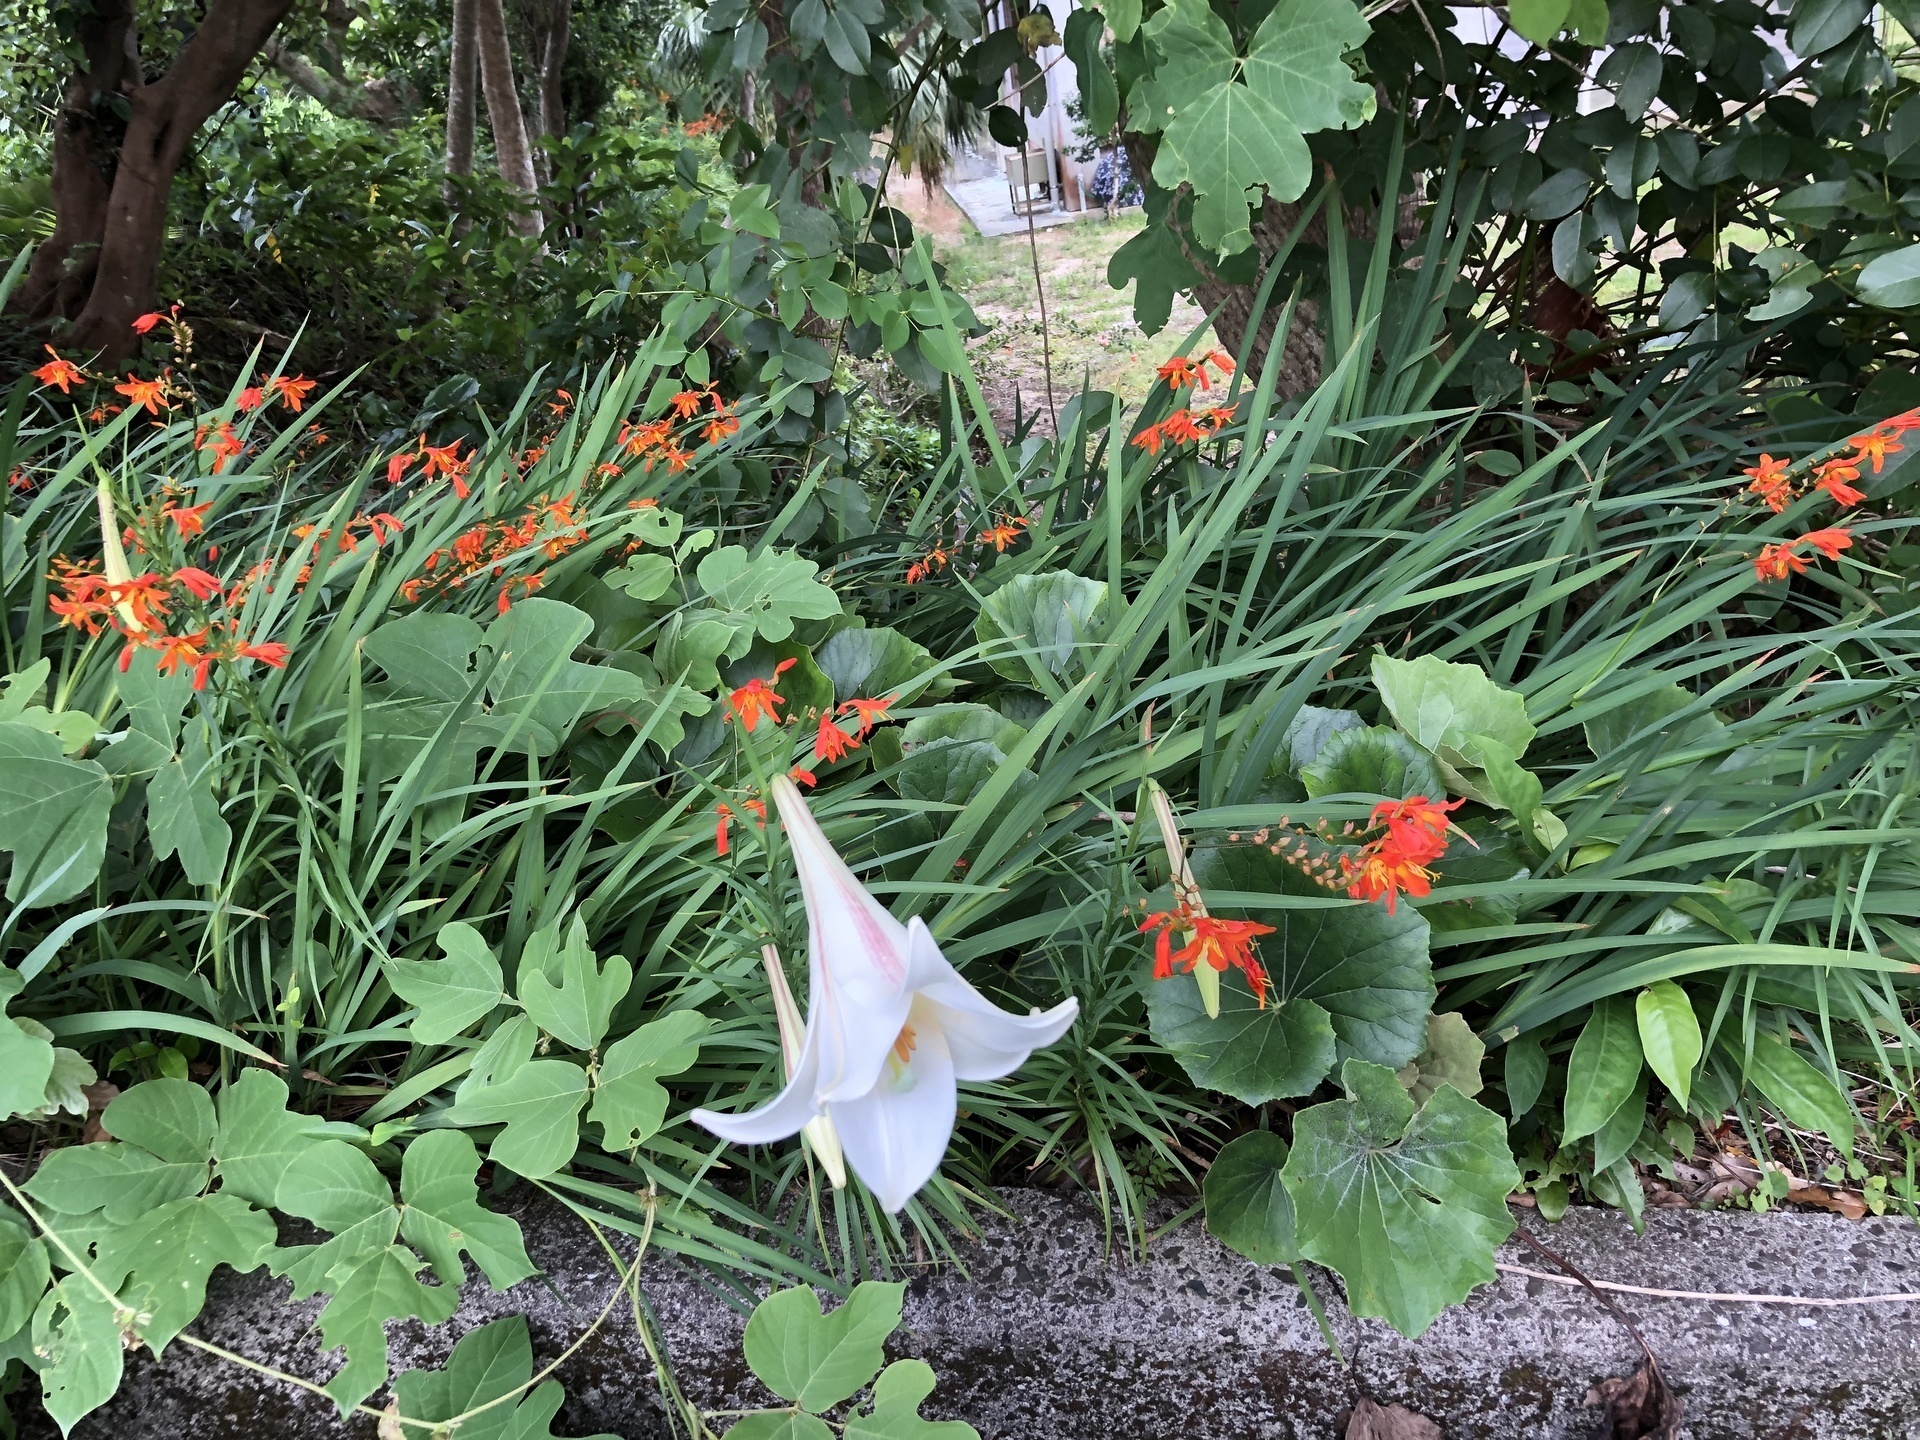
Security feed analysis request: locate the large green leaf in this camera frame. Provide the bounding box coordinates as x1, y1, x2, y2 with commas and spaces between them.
743, 1282, 904, 1413
0, 721, 111, 906
1202, 1130, 1299, 1265
1583, 681, 1725, 758
1145, 845, 1434, 1103
362, 612, 488, 704
1857, 242, 1920, 311
392, 1315, 621, 1440
0, 969, 55, 1119
212, 1068, 349, 1208
1634, 981, 1701, 1109
893, 704, 1032, 830
26, 1079, 216, 1222
589, 1009, 709, 1150
1371, 655, 1535, 786
387, 922, 506, 1045
0, 1208, 50, 1342
973, 571, 1109, 684
445, 1059, 589, 1179
1561, 996, 1643, 1143
1135, 0, 1371, 252
146, 724, 230, 886
274, 1140, 402, 1295
517, 917, 632, 1051
315, 1244, 461, 1411
845, 1360, 982, 1440
1299, 726, 1443, 801
486, 599, 649, 749
91, 1192, 277, 1353
694, 546, 842, 646
397, 1130, 536, 1289
815, 625, 941, 705
1278, 705, 1365, 774
1283, 1059, 1519, 1338
1743, 1031, 1855, 1158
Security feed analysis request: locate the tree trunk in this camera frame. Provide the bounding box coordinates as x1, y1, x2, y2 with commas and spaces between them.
1120, 133, 1416, 399
472, 0, 544, 238
13, 0, 297, 362
538, 0, 570, 143
261, 37, 411, 125
444, 0, 478, 212
14, 0, 139, 330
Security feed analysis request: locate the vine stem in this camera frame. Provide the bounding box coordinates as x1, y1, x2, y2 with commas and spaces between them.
0, 1160, 649, 1434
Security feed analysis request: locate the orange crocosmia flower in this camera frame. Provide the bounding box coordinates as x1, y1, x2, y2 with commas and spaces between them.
33, 349, 84, 394
165, 499, 214, 538
728, 677, 787, 731
173, 567, 223, 601
662, 443, 694, 473
1742, 454, 1789, 486
131, 311, 165, 335
814, 710, 859, 764
670, 390, 705, 418
714, 802, 733, 856
1200, 403, 1238, 435
1160, 408, 1205, 445
979, 516, 1026, 551
1341, 841, 1437, 915
1156, 355, 1206, 390
236, 385, 266, 413
1369, 795, 1465, 863
147, 628, 211, 680
788, 765, 818, 788
1747, 473, 1793, 514
1813, 468, 1865, 507
1206, 348, 1236, 375
366, 512, 405, 544
385, 452, 414, 485
702, 411, 740, 445
1849, 432, 1902, 473
235, 637, 290, 668
268, 374, 318, 412
1799, 526, 1853, 561
839, 694, 895, 736
115, 374, 169, 415
1130, 421, 1166, 455
1752, 542, 1809, 583
1138, 904, 1276, 1006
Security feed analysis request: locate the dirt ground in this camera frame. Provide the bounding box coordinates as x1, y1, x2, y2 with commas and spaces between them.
882, 176, 1213, 437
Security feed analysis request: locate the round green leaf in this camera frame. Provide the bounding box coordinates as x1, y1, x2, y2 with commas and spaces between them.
1283, 1059, 1519, 1338
1145, 845, 1434, 1103
743, 1281, 904, 1413
1299, 726, 1443, 801
973, 571, 1110, 685
1203, 1131, 1299, 1265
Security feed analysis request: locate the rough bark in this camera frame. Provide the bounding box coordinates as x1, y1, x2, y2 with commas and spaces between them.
444, 0, 479, 212
473, 0, 544, 237
12, 0, 297, 361
1120, 133, 1418, 399
538, 0, 571, 143
14, 0, 139, 329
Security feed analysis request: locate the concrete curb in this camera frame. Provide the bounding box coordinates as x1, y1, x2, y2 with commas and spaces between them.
22, 1191, 1920, 1439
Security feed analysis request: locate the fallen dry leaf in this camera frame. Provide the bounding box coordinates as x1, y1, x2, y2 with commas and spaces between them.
1585, 1360, 1682, 1440
377, 1400, 406, 1440
80, 1081, 120, 1144
1346, 1397, 1443, 1439
1787, 1182, 1868, 1220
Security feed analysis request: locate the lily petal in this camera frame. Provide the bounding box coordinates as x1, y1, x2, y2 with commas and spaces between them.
689, 1017, 824, 1144
772, 775, 912, 1102
905, 918, 1079, 1081
829, 998, 957, 1212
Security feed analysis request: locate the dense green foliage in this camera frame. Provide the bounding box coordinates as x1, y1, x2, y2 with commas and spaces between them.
4, 0, 1920, 1429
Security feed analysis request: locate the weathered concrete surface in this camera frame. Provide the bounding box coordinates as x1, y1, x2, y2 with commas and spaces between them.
21, 1190, 1920, 1439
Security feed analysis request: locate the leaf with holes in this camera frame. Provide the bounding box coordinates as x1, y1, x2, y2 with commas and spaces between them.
845, 1359, 982, 1440
589, 1009, 709, 1150
91, 1192, 277, 1354
1283, 1059, 1519, 1337
31, 1278, 123, 1436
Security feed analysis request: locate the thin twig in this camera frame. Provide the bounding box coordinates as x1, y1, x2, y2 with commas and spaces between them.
1498, 1260, 1920, 1307
1508, 1225, 1662, 1379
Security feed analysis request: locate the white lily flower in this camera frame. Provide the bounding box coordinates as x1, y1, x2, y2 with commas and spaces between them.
693, 775, 1079, 1212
